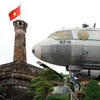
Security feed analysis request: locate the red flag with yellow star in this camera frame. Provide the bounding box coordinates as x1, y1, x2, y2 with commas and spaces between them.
9, 6, 20, 21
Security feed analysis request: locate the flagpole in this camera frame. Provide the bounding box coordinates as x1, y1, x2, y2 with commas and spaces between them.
20, 2, 21, 20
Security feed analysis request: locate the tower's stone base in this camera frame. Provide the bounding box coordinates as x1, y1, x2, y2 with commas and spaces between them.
0, 61, 41, 99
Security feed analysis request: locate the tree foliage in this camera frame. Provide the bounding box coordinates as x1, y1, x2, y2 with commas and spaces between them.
84, 80, 100, 100
46, 94, 69, 100
60, 73, 68, 78
27, 68, 59, 100
46, 94, 60, 100
60, 94, 69, 100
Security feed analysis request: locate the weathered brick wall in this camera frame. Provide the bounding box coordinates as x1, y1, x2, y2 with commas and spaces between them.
0, 62, 42, 87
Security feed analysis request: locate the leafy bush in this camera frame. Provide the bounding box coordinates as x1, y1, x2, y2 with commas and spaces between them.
34, 95, 43, 100
84, 80, 100, 100
46, 94, 69, 100
60, 94, 69, 100
46, 94, 60, 100
27, 68, 59, 99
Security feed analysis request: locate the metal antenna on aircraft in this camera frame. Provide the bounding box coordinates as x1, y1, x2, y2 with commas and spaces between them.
93, 23, 96, 28
82, 24, 89, 28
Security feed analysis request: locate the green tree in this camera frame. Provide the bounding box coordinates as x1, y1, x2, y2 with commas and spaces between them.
27, 68, 59, 100
60, 73, 68, 78
84, 80, 100, 100
60, 94, 69, 100
46, 94, 60, 100
46, 94, 69, 100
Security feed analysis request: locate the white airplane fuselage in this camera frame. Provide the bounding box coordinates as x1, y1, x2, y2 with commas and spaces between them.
32, 27, 100, 78
34, 38, 100, 66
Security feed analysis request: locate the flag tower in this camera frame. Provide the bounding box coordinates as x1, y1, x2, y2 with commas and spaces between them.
13, 20, 27, 62
9, 4, 28, 62
0, 4, 41, 99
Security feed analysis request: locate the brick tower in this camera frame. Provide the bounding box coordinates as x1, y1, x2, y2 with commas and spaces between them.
0, 20, 41, 99
13, 20, 27, 63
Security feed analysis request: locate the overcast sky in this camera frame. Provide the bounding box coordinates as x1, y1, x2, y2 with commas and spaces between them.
0, 0, 100, 74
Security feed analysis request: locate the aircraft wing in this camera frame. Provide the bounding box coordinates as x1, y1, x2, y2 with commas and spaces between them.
36, 61, 63, 79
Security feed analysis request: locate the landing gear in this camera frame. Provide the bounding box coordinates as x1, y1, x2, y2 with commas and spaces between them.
65, 65, 83, 92
66, 66, 85, 100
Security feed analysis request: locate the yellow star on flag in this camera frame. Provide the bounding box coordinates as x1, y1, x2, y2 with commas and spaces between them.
13, 11, 16, 17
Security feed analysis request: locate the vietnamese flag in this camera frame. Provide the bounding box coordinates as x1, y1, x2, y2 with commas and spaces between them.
9, 6, 20, 21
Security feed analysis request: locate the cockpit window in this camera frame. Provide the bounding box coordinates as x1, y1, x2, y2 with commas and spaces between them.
48, 30, 72, 40
47, 33, 55, 38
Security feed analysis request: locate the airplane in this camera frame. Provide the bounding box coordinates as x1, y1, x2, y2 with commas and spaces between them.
32, 24, 100, 80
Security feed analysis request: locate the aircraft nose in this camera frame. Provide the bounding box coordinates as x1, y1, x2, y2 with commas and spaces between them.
32, 44, 41, 59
